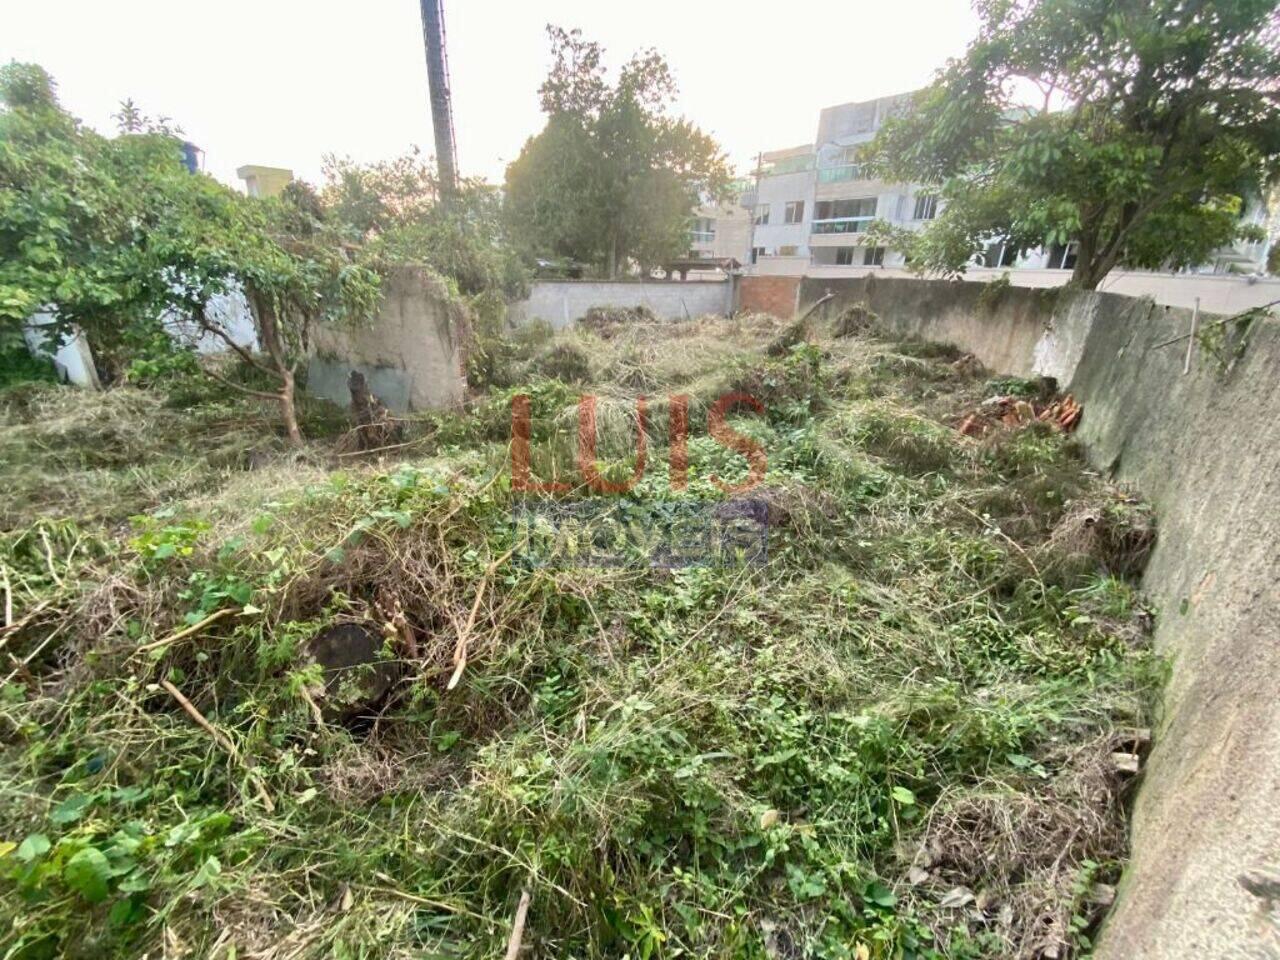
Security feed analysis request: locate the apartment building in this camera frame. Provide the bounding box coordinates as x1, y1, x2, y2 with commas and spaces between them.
690, 184, 753, 264
739, 93, 937, 270
738, 93, 1275, 277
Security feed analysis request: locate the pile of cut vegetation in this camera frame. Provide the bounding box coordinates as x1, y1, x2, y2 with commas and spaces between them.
0, 315, 1160, 959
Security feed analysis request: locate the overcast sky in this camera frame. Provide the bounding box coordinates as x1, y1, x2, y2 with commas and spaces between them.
3, 0, 981, 190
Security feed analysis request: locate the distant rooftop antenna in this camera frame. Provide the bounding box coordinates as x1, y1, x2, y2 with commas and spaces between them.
419, 0, 459, 204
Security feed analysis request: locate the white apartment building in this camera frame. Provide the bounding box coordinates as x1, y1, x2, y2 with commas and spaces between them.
741, 93, 936, 270
734, 92, 1275, 277
690, 186, 753, 264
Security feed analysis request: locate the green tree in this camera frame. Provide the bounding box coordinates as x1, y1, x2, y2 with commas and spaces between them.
504, 26, 731, 278
148, 178, 382, 446
0, 63, 143, 364
321, 151, 527, 299
0, 62, 381, 442
867, 0, 1280, 288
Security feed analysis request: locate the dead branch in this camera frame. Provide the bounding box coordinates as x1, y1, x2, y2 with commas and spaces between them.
160, 678, 276, 813
195, 317, 277, 377
134, 607, 236, 656
503, 888, 532, 960
202, 368, 284, 401
447, 545, 519, 691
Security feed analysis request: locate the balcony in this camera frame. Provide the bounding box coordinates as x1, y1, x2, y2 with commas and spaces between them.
817, 164, 863, 183
811, 217, 875, 235
691, 231, 716, 243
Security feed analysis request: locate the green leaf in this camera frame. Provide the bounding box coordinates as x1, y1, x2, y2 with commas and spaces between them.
189, 855, 222, 890
16, 833, 51, 861
437, 730, 462, 752
63, 847, 112, 902
866, 880, 897, 907
50, 793, 92, 825
891, 786, 916, 806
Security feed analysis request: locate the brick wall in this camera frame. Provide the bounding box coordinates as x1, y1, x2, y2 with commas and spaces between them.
738, 276, 800, 318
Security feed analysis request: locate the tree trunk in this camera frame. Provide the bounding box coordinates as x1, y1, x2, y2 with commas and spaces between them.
1070, 229, 1102, 290
607, 233, 619, 279
1071, 258, 1103, 290
247, 289, 305, 447
278, 367, 303, 447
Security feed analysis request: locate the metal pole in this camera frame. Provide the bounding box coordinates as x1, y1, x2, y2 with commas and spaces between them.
419, 0, 458, 203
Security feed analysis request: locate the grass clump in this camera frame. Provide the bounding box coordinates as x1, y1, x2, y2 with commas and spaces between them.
0, 315, 1161, 960
529, 341, 592, 384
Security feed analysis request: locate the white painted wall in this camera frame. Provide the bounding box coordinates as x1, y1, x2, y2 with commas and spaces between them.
163, 286, 259, 354
510, 280, 732, 329
22, 312, 100, 388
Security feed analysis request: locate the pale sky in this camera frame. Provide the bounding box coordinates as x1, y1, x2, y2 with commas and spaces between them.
2, 0, 981, 190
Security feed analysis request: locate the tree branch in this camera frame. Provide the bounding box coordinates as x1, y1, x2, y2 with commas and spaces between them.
202, 369, 283, 401
196, 316, 277, 377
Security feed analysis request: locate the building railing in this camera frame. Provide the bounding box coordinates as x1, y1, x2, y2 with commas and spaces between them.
811, 217, 875, 235
691, 231, 716, 243
817, 164, 864, 183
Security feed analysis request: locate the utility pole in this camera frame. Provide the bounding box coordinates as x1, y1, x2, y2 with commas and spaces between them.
419, 0, 458, 204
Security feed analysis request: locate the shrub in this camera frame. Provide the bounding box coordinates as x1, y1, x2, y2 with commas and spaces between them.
530, 342, 591, 384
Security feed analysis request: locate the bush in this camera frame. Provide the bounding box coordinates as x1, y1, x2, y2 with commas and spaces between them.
578, 304, 657, 338
465, 296, 554, 392
0, 342, 58, 389
530, 342, 591, 384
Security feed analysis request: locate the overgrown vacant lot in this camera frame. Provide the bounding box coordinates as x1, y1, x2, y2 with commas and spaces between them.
0, 313, 1161, 959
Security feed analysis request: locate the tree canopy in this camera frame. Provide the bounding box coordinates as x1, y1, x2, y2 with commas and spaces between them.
504, 26, 732, 278
868, 0, 1280, 288
322, 150, 527, 299
0, 63, 385, 440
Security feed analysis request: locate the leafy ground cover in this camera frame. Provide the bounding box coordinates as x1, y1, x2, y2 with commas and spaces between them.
0, 313, 1160, 959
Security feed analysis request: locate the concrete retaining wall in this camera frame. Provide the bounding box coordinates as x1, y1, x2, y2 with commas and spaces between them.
509, 279, 731, 329
798, 274, 1280, 959
753, 263, 1280, 314
307, 267, 468, 413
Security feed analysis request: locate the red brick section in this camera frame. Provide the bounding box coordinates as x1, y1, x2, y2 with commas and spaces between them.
739, 276, 800, 318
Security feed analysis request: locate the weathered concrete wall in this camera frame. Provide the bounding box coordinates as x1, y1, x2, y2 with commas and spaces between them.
802, 273, 1280, 958
798, 276, 1061, 377
1068, 298, 1280, 960
755, 262, 1280, 314
308, 267, 467, 413
509, 279, 730, 329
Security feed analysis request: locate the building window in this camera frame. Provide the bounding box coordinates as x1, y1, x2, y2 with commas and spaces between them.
912, 194, 938, 220
751, 246, 766, 264
753, 204, 770, 225
691, 217, 715, 243
1048, 241, 1079, 270
835, 247, 856, 265
812, 197, 878, 233
984, 242, 1018, 268
784, 201, 804, 224
778, 245, 798, 256
864, 246, 886, 266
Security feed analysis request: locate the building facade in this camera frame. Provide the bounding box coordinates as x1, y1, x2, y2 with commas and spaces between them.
732, 92, 1275, 278
691, 191, 752, 265
739, 93, 937, 271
